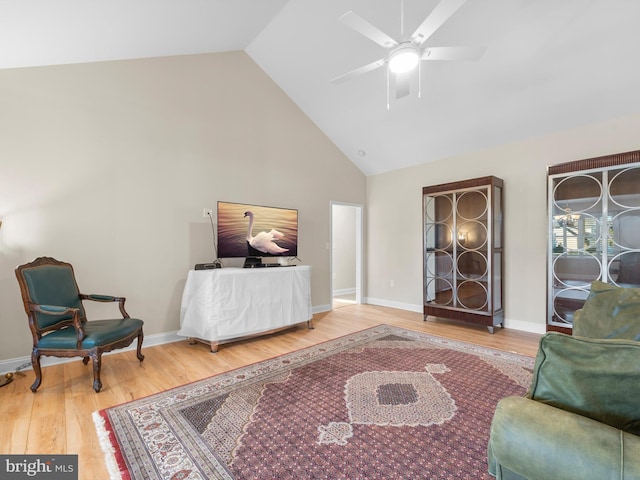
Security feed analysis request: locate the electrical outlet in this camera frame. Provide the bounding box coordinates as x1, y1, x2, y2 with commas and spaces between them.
390, 279, 395, 287
202, 208, 213, 218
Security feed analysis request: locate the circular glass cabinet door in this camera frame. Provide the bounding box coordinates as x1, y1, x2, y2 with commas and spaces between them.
424, 194, 454, 306
455, 190, 489, 312
607, 166, 640, 288
550, 173, 603, 325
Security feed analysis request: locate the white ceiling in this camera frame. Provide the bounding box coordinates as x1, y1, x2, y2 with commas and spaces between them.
3, 0, 640, 176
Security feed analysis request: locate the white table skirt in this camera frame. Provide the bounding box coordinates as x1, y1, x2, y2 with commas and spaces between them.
178, 266, 312, 343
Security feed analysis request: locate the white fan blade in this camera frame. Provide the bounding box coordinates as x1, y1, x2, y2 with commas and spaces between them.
395, 72, 411, 99
339, 10, 398, 49
411, 0, 468, 46
330, 58, 386, 84
422, 46, 486, 61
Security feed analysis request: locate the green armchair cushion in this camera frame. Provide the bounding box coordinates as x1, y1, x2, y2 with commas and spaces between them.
488, 396, 640, 480
527, 332, 640, 435
37, 318, 143, 349
573, 280, 640, 340
22, 264, 85, 328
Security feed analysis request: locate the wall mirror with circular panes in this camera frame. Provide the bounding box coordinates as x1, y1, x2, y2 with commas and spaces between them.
547, 151, 640, 333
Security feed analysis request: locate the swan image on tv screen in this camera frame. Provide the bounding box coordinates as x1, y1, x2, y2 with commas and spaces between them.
217, 201, 298, 259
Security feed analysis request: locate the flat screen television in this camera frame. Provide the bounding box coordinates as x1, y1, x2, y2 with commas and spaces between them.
217, 201, 298, 267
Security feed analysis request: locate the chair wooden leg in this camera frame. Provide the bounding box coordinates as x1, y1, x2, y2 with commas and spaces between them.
136, 330, 144, 362
91, 353, 102, 393
30, 350, 42, 393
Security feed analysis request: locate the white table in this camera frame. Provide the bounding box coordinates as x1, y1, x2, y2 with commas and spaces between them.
178, 266, 313, 351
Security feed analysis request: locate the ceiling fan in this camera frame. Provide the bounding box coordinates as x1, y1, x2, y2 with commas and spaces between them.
330, 0, 486, 106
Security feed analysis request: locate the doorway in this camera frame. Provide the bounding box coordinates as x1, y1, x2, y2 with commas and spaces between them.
331, 202, 363, 309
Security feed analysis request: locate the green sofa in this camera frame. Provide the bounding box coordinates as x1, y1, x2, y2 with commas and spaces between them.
488, 281, 640, 480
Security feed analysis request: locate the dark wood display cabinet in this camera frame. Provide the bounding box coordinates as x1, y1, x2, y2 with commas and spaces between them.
423, 176, 504, 333
547, 150, 640, 334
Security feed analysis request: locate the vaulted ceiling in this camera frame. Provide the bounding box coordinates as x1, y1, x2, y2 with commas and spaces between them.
3, 0, 639, 175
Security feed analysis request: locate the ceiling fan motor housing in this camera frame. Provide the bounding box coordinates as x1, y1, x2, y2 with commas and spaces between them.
389, 43, 420, 73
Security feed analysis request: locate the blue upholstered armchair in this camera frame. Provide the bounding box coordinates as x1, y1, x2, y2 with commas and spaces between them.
15, 256, 144, 392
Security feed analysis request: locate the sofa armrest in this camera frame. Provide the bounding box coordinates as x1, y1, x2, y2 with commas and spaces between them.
488, 396, 640, 480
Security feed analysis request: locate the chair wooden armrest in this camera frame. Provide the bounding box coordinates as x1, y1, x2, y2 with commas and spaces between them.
80, 293, 130, 318
29, 303, 87, 348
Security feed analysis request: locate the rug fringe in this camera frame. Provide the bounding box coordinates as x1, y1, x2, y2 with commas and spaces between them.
92, 410, 124, 480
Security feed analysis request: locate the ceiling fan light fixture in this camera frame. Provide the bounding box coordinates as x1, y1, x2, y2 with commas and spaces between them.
388, 44, 419, 74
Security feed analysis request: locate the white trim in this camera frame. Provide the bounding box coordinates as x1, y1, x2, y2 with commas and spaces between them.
0, 303, 545, 376
503, 319, 547, 335
0, 330, 182, 375
333, 287, 356, 297
313, 304, 332, 314
0, 305, 340, 375
365, 297, 545, 334
330, 201, 364, 307
365, 297, 423, 313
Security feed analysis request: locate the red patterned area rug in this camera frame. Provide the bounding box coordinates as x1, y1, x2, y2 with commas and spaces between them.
93, 325, 534, 480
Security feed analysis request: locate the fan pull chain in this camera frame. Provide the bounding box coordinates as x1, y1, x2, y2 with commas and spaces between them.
386, 65, 390, 110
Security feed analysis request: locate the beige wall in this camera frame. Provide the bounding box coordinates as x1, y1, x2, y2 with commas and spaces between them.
2, 48, 639, 364
366, 113, 640, 333
0, 51, 366, 362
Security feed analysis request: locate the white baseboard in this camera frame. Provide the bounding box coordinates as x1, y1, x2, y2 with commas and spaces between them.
365, 297, 546, 335
332, 288, 356, 297
503, 319, 547, 335
0, 309, 340, 375
0, 330, 183, 376
364, 297, 423, 313
313, 304, 332, 314
0, 303, 547, 375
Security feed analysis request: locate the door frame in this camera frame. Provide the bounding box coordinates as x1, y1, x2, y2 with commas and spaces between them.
330, 201, 364, 306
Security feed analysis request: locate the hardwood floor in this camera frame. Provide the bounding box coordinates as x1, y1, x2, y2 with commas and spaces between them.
0, 304, 541, 479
